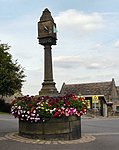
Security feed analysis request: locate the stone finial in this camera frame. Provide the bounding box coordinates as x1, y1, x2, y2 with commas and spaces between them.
40, 8, 54, 22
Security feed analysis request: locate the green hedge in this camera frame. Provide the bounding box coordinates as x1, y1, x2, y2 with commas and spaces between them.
0, 99, 11, 113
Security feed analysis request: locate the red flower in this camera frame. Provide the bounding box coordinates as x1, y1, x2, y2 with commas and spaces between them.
56, 108, 59, 111
83, 109, 87, 112
54, 112, 59, 117
48, 103, 51, 107
64, 100, 70, 106
71, 95, 77, 100
80, 97, 84, 101
49, 100, 54, 105
28, 104, 33, 107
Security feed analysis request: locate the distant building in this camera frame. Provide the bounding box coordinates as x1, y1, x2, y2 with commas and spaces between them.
0, 91, 23, 104
60, 78, 119, 116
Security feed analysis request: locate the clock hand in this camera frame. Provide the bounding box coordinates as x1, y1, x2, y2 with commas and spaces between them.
44, 26, 49, 31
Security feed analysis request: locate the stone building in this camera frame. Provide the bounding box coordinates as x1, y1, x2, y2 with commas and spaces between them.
113, 86, 119, 113
0, 91, 22, 104
60, 78, 119, 116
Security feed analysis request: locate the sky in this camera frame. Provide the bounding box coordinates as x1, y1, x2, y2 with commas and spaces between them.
0, 0, 119, 95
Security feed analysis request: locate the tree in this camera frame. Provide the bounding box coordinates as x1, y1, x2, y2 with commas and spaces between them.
0, 43, 26, 97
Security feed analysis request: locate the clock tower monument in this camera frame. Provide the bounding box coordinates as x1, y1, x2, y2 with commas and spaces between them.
38, 8, 58, 96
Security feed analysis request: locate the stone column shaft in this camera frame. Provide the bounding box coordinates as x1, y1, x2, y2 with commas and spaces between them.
44, 45, 53, 81
39, 44, 58, 96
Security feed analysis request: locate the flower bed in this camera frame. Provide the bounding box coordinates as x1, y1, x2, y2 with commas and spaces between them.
11, 94, 87, 123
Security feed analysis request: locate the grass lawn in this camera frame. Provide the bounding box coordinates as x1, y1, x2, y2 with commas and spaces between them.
0, 112, 10, 114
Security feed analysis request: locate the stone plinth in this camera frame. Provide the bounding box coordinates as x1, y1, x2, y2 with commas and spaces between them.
19, 116, 81, 140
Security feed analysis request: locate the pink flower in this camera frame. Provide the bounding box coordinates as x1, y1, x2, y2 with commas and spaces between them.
65, 112, 69, 117
61, 106, 65, 110
61, 110, 65, 115
76, 111, 81, 116
69, 108, 74, 115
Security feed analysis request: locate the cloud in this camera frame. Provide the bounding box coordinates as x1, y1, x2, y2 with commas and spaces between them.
114, 40, 119, 48
22, 69, 43, 95
53, 55, 119, 70
53, 55, 82, 68
1, 7, 119, 95
53, 55, 90, 69
55, 9, 105, 36
100, 12, 119, 16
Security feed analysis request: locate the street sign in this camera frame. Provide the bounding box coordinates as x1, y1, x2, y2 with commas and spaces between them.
92, 95, 99, 103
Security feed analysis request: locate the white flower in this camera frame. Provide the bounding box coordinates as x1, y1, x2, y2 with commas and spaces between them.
18, 106, 21, 109
33, 110, 36, 113
46, 109, 49, 112
53, 108, 56, 111
50, 110, 53, 113
31, 113, 35, 116
50, 108, 56, 114
18, 111, 21, 115
27, 111, 30, 114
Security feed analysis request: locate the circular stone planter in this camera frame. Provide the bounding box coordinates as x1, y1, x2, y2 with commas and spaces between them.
19, 116, 81, 140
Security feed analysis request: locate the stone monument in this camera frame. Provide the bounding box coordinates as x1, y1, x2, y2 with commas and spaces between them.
38, 8, 59, 96
18, 8, 82, 141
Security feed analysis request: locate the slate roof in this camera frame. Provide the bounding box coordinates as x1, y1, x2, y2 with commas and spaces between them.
60, 80, 114, 100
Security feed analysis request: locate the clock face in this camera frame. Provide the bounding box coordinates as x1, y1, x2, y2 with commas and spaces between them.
38, 21, 57, 39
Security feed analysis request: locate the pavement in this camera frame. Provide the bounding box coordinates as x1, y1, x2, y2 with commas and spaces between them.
0, 114, 119, 150
4, 132, 96, 144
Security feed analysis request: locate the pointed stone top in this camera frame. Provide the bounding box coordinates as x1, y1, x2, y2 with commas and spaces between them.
40, 8, 54, 22
44, 8, 50, 12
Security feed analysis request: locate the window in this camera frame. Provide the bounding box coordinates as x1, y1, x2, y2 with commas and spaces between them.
116, 106, 119, 112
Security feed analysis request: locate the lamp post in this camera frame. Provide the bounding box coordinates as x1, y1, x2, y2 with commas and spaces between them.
37, 8, 58, 96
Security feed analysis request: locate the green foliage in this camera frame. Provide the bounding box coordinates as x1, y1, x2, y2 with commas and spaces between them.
0, 43, 26, 96
0, 98, 11, 113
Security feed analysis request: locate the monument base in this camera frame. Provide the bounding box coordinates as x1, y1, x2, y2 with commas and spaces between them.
19, 116, 81, 140
39, 81, 59, 96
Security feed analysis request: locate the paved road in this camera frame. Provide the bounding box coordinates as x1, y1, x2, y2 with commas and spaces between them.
82, 117, 119, 134
0, 114, 119, 150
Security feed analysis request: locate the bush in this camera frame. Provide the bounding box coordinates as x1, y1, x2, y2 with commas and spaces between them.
0, 99, 11, 113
